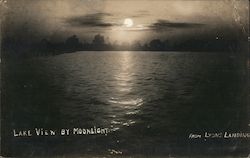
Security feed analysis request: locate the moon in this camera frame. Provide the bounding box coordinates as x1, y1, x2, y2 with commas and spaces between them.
124, 18, 134, 27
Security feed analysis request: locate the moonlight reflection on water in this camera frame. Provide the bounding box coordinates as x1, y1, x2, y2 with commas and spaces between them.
108, 51, 144, 129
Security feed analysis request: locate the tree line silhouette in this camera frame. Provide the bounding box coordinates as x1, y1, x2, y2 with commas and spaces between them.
3, 34, 239, 57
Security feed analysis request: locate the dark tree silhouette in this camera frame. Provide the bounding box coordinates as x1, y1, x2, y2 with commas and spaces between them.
92, 34, 105, 45
149, 39, 164, 50
4, 33, 239, 57
65, 35, 81, 50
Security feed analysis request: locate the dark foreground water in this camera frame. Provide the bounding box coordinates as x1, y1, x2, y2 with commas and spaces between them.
2, 51, 249, 157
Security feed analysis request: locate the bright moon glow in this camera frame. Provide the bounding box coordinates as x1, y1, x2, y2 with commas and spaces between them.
124, 18, 134, 27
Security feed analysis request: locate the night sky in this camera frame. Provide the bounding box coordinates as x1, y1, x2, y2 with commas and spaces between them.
2, 0, 249, 44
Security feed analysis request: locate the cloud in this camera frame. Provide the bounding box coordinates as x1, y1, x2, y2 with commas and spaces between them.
111, 25, 151, 32
150, 20, 205, 30
65, 13, 117, 27
121, 20, 205, 32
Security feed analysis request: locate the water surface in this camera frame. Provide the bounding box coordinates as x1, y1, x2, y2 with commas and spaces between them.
2, 51, 248, 157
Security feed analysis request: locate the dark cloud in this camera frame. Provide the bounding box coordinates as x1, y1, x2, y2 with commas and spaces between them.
150, 20, 205, 30
65, 13, 116, 27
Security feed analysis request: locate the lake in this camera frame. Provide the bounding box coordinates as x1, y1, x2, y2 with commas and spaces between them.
2, 51, 249, 157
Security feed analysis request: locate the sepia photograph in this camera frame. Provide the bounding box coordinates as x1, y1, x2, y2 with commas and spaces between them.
1, 0, 249, 157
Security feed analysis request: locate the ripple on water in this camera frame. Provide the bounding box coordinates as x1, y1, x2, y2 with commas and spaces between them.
108, 97, 144, 107
111, 119, 136, 127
